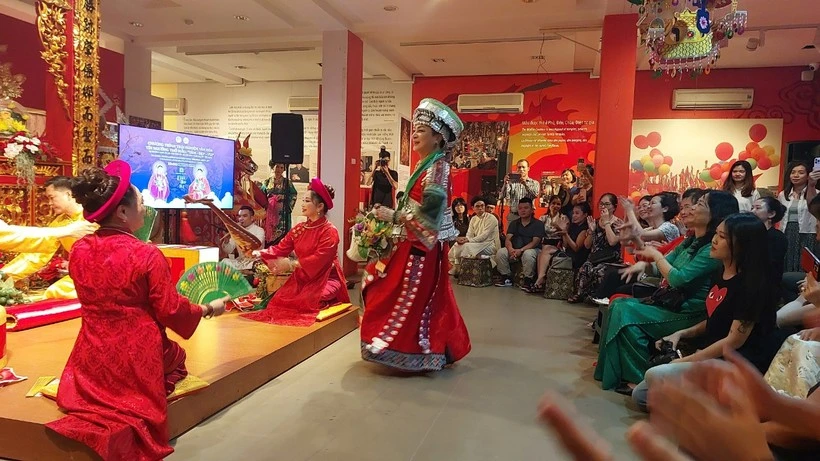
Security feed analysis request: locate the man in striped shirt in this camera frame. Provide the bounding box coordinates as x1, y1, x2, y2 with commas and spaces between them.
497, 159, 541, 222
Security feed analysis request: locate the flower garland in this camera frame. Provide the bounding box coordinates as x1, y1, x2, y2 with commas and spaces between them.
0, 131, 58, 186
347, 210, 394, 262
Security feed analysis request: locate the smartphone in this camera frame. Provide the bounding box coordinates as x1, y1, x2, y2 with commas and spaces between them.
509, 173, 521, 182
801, 247, 820, 279
813, 157, 820, 172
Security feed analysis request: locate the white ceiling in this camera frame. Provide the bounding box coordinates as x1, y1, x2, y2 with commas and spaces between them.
7, 0, 820, 84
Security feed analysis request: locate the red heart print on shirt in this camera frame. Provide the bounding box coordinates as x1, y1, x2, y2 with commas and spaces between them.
706, 285, 728, 316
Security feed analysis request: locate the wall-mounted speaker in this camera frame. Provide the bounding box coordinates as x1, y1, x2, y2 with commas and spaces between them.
270, 113, 304, 164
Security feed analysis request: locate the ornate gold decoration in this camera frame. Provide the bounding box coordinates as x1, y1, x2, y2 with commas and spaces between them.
0, 62, 26, 101
0, 159, 65, 178
35, 0, 72, 117
33, 186, 56, 227
0, 185, 28, 225
73, 0, 100, 173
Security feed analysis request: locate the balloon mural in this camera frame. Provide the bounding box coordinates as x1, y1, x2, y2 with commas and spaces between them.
629, 123, 779, 199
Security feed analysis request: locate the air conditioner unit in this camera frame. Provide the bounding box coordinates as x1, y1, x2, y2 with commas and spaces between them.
672, 88, 754, 110
163, 98, 188, 116
457, 93, 524, 114
288, 96, 320, 113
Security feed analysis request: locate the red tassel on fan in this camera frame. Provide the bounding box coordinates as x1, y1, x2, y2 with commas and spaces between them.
180, 211, 198, 244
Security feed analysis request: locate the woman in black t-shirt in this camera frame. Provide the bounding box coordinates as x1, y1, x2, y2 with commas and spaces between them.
632, 213, 777, 410
752, 196, 788, 295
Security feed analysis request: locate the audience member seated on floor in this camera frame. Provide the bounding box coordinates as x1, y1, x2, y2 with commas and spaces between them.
752, 196, 788, 290
632, 213, 778, 411
541, 349, 820, 461
527, 195, 567, 293
47, 162, 229, 461
567, 193, 622, 304
451, 197, 471, 238
495, 197, 544, 287
449, 196, 499, 276
624, 192, 681, 245
244, 178, 350, 327
592, 188, 706, 304
219, 205, 265, 273
594, 191, 738, 394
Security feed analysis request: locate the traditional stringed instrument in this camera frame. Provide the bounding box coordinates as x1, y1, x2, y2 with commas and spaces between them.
183, 195, 263, 254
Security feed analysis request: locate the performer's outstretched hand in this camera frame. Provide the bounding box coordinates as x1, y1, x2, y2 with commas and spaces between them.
65, 220, 98, 239
205, 295, 230, 318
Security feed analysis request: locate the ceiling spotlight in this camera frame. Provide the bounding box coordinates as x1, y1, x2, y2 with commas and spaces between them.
431, 58, 446, 63
129, 21, 143, 28
522, 0, 538, 3
183, 18, 194, 26
531, 55, 545, 60
234, 65, 247, 70
383, 5, 398, 11
234, 15, 249, 21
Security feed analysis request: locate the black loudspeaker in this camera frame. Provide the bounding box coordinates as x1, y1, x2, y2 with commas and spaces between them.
270, 113, 304, 164
786, 140, 820, 166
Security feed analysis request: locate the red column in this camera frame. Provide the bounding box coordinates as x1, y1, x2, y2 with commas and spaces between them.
593, 14, 638, 205
41, 1, 75, 162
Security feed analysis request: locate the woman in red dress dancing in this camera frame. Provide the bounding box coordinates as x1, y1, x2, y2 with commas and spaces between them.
46, 161, 229, 461
243, 178, 349, 327
360, 98, 471, 371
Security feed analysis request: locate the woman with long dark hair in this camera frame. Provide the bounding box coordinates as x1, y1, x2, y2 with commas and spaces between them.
568, 193, 622, 303
778, 161, 819, 272
722, 160, 760, 212
631, 213, 777, 411
594, 191, 738, 394
752, 196, 788, 290
451, 197, 471, 238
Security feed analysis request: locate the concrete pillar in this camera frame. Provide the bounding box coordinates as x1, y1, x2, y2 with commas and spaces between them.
319, 30, 363, 275
124, 42, 163, 125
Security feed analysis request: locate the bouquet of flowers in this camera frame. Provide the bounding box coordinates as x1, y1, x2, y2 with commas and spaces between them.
0, 132, 57, 186
346, 210, 394, 262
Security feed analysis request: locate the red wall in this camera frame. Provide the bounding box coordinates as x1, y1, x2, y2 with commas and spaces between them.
634, 67, 820, 158
0, 13, 124, 120
413, 67, 820, 198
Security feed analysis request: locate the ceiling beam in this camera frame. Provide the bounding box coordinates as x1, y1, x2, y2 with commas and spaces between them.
251, 0, 309, 28
151, 51, 244, 84
151, 59, 207, 82
305, 0, 354, 30
363, 44, 413, 82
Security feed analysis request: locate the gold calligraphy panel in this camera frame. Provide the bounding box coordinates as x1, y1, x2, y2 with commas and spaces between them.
72, 0, 100, 173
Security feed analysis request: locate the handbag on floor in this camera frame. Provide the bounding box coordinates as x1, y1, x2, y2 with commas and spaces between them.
544, 252, 574, 300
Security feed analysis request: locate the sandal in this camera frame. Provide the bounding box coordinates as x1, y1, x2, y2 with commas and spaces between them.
523, 283, 544, 294
567, 294, 583, 304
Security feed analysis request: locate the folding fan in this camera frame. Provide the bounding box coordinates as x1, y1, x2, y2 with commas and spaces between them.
134, 206, 157, 242
176, 262, 254, 304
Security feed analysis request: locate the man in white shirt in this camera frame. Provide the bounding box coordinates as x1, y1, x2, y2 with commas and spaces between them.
220, 205, 266, 272
497, 159, 541, 222
449, 196, 500, 276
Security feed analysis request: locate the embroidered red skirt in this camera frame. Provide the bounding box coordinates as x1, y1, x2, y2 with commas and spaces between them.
360, 241, 471, 371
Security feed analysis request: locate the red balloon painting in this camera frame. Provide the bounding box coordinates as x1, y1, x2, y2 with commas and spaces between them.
715, 142, 734, 161
634, 135, 649, 149
647, 132, 662, 148
749, 124, 768, 143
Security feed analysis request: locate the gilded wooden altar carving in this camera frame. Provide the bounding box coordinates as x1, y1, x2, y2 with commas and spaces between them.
0, 158, 70, 225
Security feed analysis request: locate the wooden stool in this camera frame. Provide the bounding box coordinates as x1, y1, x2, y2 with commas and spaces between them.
458, 256, 493, 287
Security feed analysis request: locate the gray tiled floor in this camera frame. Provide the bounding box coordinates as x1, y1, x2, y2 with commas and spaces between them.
168, 284, 642, 460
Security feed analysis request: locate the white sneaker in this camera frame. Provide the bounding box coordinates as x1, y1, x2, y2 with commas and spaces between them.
591, 297, 610, 306
448, 267, 459, 276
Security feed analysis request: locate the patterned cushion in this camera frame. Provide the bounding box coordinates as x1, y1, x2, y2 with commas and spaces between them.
458, 257, 493, 287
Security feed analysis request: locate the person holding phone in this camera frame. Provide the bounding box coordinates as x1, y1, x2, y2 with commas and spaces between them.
367, 147, 399, 208
497, 159, 540, 223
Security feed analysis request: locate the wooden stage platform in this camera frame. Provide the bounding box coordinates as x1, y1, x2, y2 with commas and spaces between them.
0, 308, 359, 460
